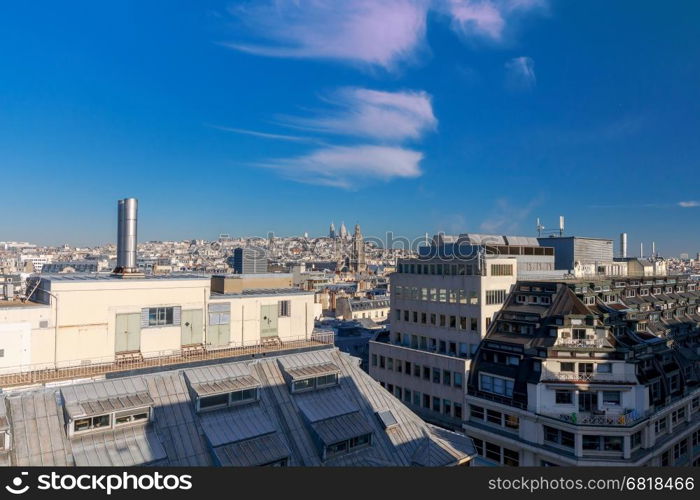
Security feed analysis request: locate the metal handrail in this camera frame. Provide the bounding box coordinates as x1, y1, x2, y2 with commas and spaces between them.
0, 331, 334, 388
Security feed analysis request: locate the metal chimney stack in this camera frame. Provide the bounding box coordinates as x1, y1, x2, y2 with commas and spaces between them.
620, 232, 628, 258
114, 198, 139, 274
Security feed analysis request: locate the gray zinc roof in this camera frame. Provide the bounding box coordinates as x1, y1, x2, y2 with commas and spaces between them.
0, 345, 475, 467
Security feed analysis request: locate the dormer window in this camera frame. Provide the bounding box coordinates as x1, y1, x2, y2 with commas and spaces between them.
194, 385, 260, 413
65, 391, 155, 437
284, 362, 341, 394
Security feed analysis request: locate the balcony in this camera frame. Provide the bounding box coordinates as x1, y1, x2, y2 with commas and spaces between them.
540, 370, 628, 384
553, 338, 611, 349
545, 408, 650, 426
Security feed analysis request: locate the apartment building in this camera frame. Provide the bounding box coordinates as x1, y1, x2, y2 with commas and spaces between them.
464, 276, 700, 466
369, 255, 518, 429
335, 297, 390, 322
0, 273, 316, 375
420, 233, 558, 278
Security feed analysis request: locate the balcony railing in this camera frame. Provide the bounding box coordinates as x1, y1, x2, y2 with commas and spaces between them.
548, 408, 651, 426
0, 331, 334, 388
554, 338, 610, 349
540, 370, 627, 383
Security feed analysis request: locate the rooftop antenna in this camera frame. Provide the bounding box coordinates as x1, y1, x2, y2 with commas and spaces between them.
536, 218, 545, 237
640, 242, 644, 259
559, 216, 565, 237
652, 241, 656, 258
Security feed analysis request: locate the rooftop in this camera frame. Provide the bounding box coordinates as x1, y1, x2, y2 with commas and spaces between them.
0, 347, 476, 467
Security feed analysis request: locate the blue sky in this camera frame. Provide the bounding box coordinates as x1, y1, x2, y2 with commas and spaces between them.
1, 0, 699, 256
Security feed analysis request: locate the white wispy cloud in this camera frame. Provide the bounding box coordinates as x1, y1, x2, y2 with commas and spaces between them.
281, 87, 437, 142
224, 0, 429, 70
479, 196, 542, 233
255, 145, 423, 189
679, 201, 700, 208
441, 0, 546, 41
505, 55, 536, 90
223, 0, 546, 69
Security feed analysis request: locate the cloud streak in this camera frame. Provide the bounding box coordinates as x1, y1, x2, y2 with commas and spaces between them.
255, 144, 423, 189
207, 124, 319, 143
281, 87, 437, 142
679, 201, 700, 208
505, 56, 536, 90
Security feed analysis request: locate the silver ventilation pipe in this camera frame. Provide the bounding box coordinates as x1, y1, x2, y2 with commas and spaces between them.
114, 198, 138, 273
620, 232, 628, 258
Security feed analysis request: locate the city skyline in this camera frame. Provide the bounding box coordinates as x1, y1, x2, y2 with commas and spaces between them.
1, 1, 699, 255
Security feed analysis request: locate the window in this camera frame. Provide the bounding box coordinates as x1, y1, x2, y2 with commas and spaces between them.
597, 363, 612, 373
505, 414, 519, 430
144, 306, 178, 327
432, 368, 441, 384
316, 374, 338, 387
371, 354, 377, 366
114, 408, 149, 426
278, 300, 291, 317
443, 399, 452, 416
292, 379, 314, 392
602, 391, 621, 405
199, 393, 229, 410
442, 370, 451, 386
555, 390, 573, 405
423, 366, 430, 380
502, 448, 519, 466
603, 436, 623, 452
230, 388, 258, 403
387, 358, 393, 371
454, 372, 463, 389
631, 431, 642, 449
432, 396, 441, 412
379, 356, 385, 369
655, 418, 667, 434
471, 406, 484, 420
485, 290, 507, 305
673, 440, 688, 460
74, 414, 111, 433
480, 374, 514, 398
405, 361, 411, 374
487, 409, 502, 425
560, 362, 574, 372
325, 441, 348, 457
491, 264, 513, 276
583, 435, 601, 451
454, 403, 462, 419
543, 426, 574, 449
671, 408, 685, 424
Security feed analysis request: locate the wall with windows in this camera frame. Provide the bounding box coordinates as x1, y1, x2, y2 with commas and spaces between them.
6, 277, 316, 369
369, 340, 466, 427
